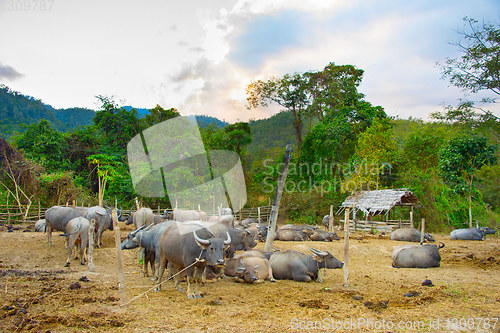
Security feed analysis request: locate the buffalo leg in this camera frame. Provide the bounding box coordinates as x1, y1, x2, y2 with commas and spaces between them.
47, 225, 53, 246
154, 253, 168, 292
172, 265, 184, 292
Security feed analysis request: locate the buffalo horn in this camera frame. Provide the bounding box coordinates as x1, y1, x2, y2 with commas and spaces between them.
224, 231, 232, 245
193, 230, 210, 246
438, 242, 445, 249
130, 224, 146, 236
309, 248, 328, 257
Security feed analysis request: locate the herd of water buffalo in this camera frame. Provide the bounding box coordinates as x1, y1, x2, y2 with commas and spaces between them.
33, 205, 497, 298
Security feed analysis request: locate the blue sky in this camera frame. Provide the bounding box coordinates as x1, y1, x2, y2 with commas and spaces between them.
0, 0, 499, 123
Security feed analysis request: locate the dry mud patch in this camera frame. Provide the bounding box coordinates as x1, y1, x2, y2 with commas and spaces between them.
0, 226, 499, 332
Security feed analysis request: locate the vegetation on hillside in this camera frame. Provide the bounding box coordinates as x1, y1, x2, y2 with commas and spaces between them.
1, 17, 499, 231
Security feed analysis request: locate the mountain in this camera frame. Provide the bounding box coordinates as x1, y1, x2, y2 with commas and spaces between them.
247, 110, 297, 156
195, 115, 228, 128
0, 85, 95, 139
122, 105, 150, 117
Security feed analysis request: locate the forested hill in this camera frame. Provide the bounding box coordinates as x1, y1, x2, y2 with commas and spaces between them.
247, 110, 297, 155
0, 85, 95, 139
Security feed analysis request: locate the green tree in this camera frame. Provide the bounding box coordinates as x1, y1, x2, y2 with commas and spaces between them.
224, 122, 252, 156
438, 135, 497, 227
304, 62, 364, 121
246, 73, 308, 154
144, 105, 179, 127
15, 119, 67, 171
438, 17, 500, 103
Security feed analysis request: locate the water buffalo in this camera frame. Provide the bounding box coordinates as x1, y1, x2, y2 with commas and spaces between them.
201, 222, 256, 258
322, 215, 336, 230
126, 207, 154, 229
269, 249, 343, 282
45, 206, 88, 246
450, 227, 496, 240
310, 229, 341, 241
121, 221, 175, 277
155, 222, 231, 298
392, 242, 445, 268
60, 217, 90, 267
234, 250, 275, 260
85, 206, 122, 248
225, 257, 275, 283
277, 229, 309, 241
390, 228, 435, 242
163, 209, 206, 222
208, 214, 235, 226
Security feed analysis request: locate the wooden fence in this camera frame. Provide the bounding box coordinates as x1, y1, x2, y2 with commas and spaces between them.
0, 203, 273, 225
0, 204, 46, 224
338, 219, 413, 232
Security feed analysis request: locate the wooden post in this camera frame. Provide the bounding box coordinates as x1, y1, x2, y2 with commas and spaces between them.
420, 218, 425, 243
112, 208, 127, 306
258, 207, 261, 222
134, 197, 140, 210
264, 145, 293, 252
343, 207, 350, 287
410, 206, 414, 228
88, 219, 95, 272
328, 205, 333, 232
38, 199, 41, 220
6, 193, 10, 224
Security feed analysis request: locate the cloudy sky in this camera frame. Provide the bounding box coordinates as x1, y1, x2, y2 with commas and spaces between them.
0, 0, 498, 123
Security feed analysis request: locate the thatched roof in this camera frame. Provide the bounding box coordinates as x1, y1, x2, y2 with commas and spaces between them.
338, 189, 419, 216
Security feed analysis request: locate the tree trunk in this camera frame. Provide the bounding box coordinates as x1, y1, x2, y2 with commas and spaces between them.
290, 106, 302, 155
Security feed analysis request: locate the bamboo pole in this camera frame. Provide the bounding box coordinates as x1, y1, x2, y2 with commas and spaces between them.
88, 219, 95, 272
112, 208, 127, 306
343, 207, 350, 287
420, 218, 425, 243
6, 193, 10, 224
328, 205, 333, 232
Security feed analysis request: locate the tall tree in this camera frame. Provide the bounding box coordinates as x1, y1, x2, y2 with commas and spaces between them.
144, 105, 179, 127
438, 135, 497, 227
304, 63, 365, 121
246, 73, 308, 154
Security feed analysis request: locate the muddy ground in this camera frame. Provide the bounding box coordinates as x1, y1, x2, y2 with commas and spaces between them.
0, 223, 499, 333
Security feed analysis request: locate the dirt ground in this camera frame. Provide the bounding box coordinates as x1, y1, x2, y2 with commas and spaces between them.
0, 223, 499, 333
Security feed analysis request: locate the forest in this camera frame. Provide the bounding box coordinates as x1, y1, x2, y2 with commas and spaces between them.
1, 17, 499, 231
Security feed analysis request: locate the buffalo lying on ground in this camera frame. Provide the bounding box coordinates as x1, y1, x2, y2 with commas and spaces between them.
450, 227, 497, 240
310, 229, 341, 241
45, 206, 88, 246
60, 217, 90, 267
225, 257, 275, 283
392, 242, 444, 268
163, 209, 207, 222
155, 222, 231, 298
269, 249, 343, 282
390, 228, 435, 242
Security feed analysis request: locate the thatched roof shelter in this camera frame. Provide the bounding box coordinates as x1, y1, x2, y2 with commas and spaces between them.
338, 188, 419, 216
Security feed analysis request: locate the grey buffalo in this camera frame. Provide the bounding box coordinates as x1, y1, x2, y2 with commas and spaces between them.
126, 207, 154, 229
310, 229, 341, 241
450, 227, 496, 240
84, 206, 120, 248
45, 206, 88, 246
269, 249, 343, 282
234, 250, 275, 260
121, 221, 175, 277
202, 222, 257, 258
225, 257, 275, 283
390, 228, 435, 242
392, 242, 445, 268
155, 222, 231, 298
276, 229, 309, 241
60, 217, 90, 267
163, 209, 206, 222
